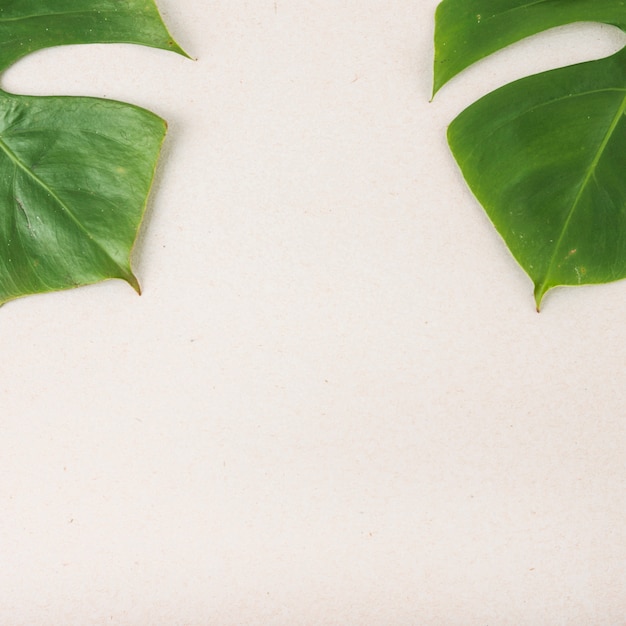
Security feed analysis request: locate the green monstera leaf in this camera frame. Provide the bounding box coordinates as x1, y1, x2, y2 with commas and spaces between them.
0, 1, 187, 306
434, 0, 626, 309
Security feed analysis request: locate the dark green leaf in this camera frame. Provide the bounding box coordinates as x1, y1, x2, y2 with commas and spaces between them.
0, 1, 186, 306
434, 0, 626, 308
433, 0, 626, 97
0, 0, 186, 73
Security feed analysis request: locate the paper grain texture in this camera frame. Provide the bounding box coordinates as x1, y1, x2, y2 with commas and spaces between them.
1, 1, 625, 624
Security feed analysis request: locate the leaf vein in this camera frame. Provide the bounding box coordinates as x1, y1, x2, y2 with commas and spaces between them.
461, 87, 626, 162
484, 0, 552, 22
537, 93, 626, 298
0, 9, 119, 24
0, 135, 126, 274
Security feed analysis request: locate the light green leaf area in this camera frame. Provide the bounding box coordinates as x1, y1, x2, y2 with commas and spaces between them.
0, 92, 165, 304
434, 0, 626, 309
0, 1, 186, 306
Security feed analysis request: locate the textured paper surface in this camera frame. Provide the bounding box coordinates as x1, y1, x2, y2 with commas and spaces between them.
1, 1, 626, 624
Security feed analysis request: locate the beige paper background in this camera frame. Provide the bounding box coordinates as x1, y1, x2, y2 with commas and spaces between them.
1, 1, 626, 624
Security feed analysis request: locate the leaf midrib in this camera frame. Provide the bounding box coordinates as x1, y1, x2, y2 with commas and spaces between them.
0, 133, 126, 274
536, 92, 626, 303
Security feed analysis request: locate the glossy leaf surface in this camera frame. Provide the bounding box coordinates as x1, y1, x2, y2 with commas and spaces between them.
433, 0, 626, 96
434, 0, 626, 308
0, 92, 165, 304
0, 0, 185, 73
0, 1, 185, 306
